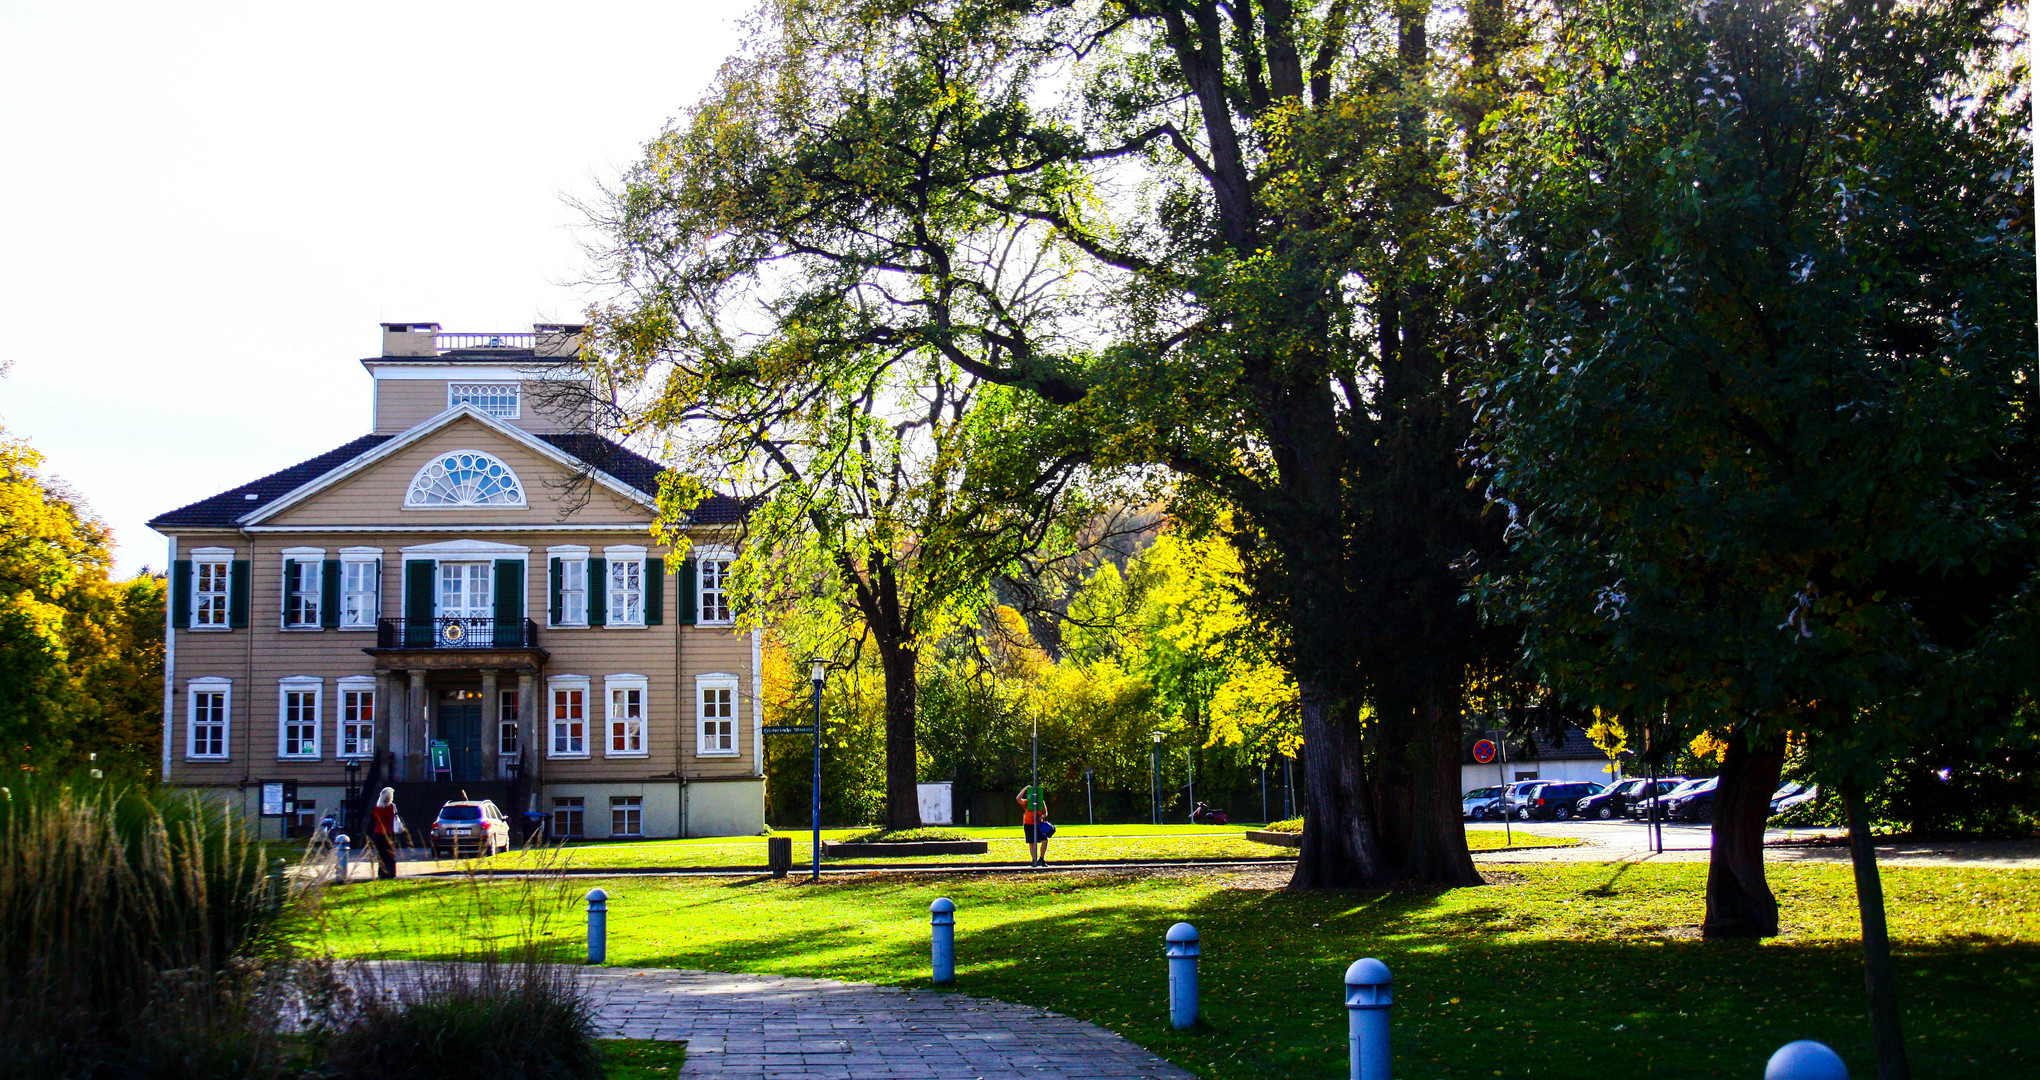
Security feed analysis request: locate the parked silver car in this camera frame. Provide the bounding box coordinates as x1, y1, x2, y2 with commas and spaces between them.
1462, 786, 1504, 821
430, 800, 510, 858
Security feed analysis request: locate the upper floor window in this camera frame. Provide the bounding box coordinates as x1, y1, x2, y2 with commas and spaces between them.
606, 676, 647, 757
340, 552, 381, 628
448, 382, 521, 419
609, 556, 645, 626
278, 679, 321, 760
696, 675, 738, 756
405, 450, 526, 508
697, 552, 733, 625
194, 556, 232, 628
549, 549, 589, 626
281, 555, 322, 628
338, 678, 375, 758
549, 678, 588, 758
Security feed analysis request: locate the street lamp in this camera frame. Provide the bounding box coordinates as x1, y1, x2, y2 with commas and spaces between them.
1150, 731, 1164, 826
808, 658, 827, 882
344, 759, 363, 828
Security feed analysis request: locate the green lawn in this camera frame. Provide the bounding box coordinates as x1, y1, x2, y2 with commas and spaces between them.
600, 1038, 685, 1078
466, 824, 1569, 870
319, 862, 2036, 1079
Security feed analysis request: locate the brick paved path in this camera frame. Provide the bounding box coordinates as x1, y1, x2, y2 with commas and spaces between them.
579, 967, 1194, 1079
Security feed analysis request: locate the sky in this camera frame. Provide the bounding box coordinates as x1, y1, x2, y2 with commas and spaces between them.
0, 1, 744, 577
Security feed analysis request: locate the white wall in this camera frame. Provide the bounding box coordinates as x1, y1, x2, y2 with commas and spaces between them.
1461, 759, 1619, 795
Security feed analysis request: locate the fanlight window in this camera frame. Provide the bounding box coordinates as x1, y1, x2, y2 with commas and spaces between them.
405, 450, 526, 508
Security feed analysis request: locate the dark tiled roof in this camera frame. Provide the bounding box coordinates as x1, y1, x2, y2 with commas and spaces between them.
147, 434, 395, 529
1523, 726, 1606, 761
538, 433, 746, 524
148, 429, 745, 531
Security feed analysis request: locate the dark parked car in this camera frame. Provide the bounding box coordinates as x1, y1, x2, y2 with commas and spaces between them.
1630, 777, 1710, 821
1771, 782, 1818, 816
1575, 778, 1656, 820
1666, 777, 1722, 822
1517, 781, 1605, 821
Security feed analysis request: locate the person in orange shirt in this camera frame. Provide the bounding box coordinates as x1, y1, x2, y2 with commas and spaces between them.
1017, 784, 1050, 866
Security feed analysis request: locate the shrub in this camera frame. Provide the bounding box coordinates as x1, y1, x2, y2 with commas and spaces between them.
839, 827, 971, 843
1263, 817, 1304, 833
0, 777, 295, 1080
321, 956, 601, 1080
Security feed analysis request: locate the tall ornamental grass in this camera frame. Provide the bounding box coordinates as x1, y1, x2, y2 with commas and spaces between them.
0, 777, 293, 1080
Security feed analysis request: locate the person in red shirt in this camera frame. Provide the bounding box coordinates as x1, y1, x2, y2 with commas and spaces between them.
369, 787, 400, 879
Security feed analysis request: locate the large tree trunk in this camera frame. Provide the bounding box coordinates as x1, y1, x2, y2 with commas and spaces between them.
1845, 785, 1911, 1080
880, 639, 920, 830
1372, 690, 1482, 885
1290, 678, 1395, 888
1701, 731, 1785, 938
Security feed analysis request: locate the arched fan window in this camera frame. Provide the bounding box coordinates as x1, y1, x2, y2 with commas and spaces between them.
405, 450, 527, 508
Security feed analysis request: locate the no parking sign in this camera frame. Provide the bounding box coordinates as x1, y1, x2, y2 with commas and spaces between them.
1472, 739, 1497, 764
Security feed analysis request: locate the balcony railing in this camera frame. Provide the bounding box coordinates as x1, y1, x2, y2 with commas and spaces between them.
376, 617, 540, 650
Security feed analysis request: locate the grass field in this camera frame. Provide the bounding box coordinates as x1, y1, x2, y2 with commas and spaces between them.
600, 1038, 685, 1078
470, 824, 1573, 870
319, 861, 2037, 1079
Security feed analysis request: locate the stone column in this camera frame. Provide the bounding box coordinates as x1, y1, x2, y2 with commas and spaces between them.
375, 670, 398, 781
407, 670, 429, 780
480, 668, 500, 781
518, 672, 539, 809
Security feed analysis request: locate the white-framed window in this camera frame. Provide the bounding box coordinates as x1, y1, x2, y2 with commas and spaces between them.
696, 547, 734, 625
606, 546, 646, 627
551, 797, 585, 838
548, 677, 588, 758
696, 674, 738, 756
404, 449, 526, 508
611, 796, 643, 838
549, 547, 588, 626
448, 382, 521, 419
193, 552, 232, 629
438, 561, 493, 619
186, 678, 231, 760
340, 550, 382, 628
281, 551, 323, 628
499, 690, 521, 756
278, 678, 321, 760
338, 677, 376, 759
605, 675, 647, 757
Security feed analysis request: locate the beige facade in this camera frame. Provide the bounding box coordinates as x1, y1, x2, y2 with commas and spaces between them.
152, 325, 762, 839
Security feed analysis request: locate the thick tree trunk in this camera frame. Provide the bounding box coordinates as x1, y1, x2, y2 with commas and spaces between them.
1372, 691, 1482, 885
1845, 786, 1911, 1080
1701, 731, 1784, 938
1289, 677, 1395, 888
880, 640, 920, 831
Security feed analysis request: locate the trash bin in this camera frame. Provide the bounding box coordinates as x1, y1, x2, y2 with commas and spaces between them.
768, 836, 793, 878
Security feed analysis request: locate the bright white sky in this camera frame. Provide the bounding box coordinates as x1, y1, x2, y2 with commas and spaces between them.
0, 1, 743, 577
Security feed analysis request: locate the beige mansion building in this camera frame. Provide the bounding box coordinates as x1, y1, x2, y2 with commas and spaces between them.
149, 322, 763, 840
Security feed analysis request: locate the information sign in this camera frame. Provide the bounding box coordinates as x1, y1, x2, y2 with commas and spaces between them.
762, 725, 817, 735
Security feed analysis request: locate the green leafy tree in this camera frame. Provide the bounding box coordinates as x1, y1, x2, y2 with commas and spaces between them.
595, 0, 1528, 887
1468, 0, 2032, 1070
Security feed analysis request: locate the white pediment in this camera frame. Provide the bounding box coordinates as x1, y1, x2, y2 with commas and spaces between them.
400, 539, 533, 556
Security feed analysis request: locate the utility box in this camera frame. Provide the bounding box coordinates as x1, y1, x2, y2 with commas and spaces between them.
916, 782, 954, 826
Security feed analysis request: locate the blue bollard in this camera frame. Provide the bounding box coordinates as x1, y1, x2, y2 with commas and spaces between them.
1345, 958, 1392, 1080
585, 888, 608, 964
930, 897, 956, 983
1766, 1041, 1848, 1080
1166, 922, 1199, 1029
333, 834, 350, 883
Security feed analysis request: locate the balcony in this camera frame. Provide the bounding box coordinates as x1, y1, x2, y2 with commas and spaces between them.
377, 617, 539, 650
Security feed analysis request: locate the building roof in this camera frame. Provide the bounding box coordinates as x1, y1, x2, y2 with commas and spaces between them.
1463, 723, 1610, 765
148, 429, 743, 531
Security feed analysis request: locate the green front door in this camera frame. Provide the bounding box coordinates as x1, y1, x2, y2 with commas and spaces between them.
437, 691, 484, 781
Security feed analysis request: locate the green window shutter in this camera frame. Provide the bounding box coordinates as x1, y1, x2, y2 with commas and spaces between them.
493, 559, 523, 644
172, 560, 192, 627
645, 558, 664, 625
405, 560, 435, 646
228, 560, 250, 628
677, 557, 698, 625
548, 558, 563, 625
321, 559, 342, 628
587, 557, 607, 627
281, 559, 300, 624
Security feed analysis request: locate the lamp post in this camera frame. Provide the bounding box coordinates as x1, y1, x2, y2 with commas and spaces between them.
1186, 748, 1194, 813
1030, 707, 1040, 815
809, 658, 826, 883
344, 759, 362, 828
1150, 731, 1164, 825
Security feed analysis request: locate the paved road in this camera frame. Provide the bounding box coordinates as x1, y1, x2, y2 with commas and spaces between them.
580, 966, 1192, 1079
1469, 820, 2040, 868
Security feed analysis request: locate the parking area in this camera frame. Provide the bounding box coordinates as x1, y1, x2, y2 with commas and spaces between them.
1468, 819, 2040, 867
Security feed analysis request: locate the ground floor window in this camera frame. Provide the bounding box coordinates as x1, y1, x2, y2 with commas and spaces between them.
551, 797, 585, 839
280, 683, 320, 759
697, 676, 737, 756
340, 686, 375, 758
611, 796, 643, 838
499, 689, 520, 757
187, 682, 229, 759
550, 683, 586, 756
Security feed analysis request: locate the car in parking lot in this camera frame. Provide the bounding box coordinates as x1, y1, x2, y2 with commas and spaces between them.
1667, 777, 1721, 821
1462, 786, 1504, 820
1498, 780, 1549, 818
429, 800, 510, 858
1575, 777, 1662, 820
1771, 782, 1819, 815
1632, 777, 1712, 821
1517, 781, 1605, 820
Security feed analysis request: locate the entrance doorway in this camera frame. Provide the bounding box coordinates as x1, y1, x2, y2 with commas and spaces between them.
437, 689, 484, 781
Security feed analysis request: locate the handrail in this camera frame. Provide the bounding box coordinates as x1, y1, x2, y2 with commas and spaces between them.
436, 332, 535, 351
375, 617, 540, 649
